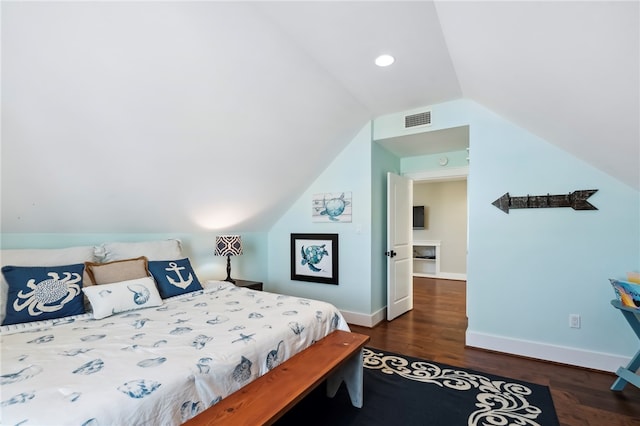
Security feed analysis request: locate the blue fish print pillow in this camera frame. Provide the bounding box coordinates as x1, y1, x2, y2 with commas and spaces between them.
2, 264, 86, 325
147, 258, 202, 298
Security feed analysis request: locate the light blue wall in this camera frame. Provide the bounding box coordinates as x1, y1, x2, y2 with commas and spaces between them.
375, 99, 640, 362
466, 101, 639, 358
0, 232, 268, 284
267, 123, 373, 314
402, 149, 468, 174
4, 98, 638, 367
371, 141, 401, 312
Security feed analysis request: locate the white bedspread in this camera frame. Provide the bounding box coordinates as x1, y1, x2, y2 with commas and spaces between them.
0, 281, 349, 425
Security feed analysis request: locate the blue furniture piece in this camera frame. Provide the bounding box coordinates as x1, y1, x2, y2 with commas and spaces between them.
610, 300, 640, 391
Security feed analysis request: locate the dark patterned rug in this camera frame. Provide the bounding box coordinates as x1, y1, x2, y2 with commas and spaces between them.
276, 347, 560, 426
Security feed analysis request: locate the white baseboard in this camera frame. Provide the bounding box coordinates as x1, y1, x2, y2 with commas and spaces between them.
437, 272, 467, 281
341, 311, 629, 372
466, 331, 630, 373
341, 307, 386, 328
413, 272, 467, 281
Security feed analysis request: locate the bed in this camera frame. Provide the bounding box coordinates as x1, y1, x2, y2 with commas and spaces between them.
0, 240, 351, 425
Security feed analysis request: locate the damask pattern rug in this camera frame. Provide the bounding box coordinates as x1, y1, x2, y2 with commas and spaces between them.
276, 347, 560, 426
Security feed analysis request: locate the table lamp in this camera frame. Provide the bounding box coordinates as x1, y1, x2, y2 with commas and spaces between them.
214, 235, 243, 283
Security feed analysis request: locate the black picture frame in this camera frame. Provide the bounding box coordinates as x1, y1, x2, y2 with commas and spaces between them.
290, 233, 339, 285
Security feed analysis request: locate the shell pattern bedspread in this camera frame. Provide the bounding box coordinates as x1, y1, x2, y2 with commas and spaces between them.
0, 281, 349, 425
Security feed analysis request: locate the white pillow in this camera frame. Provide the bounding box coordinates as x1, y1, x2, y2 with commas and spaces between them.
0, 246, 97, 324
83, 277, 163, 320
98, 239, 183, 262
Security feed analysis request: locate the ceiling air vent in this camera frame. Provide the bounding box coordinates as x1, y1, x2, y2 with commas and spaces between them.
404, 111, 431, 128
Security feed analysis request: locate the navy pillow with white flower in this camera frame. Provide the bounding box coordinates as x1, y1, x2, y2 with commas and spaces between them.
2, 263, 86, 325
147, 258, 202, 298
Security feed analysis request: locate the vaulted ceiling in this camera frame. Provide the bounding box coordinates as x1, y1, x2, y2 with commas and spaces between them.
1, 1, 637, 233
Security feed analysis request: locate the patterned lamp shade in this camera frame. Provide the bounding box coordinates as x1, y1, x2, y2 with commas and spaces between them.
215, 235, 243, 257
215, 235, 242, 283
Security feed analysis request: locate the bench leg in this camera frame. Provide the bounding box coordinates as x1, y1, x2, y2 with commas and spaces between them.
611, 348, 640, 391
326, 348, 364, 408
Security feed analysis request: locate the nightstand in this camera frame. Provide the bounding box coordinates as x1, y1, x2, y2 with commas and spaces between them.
233, 279, 263, 291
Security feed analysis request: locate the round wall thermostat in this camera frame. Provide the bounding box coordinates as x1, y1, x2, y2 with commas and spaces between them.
438, 156, 449, 166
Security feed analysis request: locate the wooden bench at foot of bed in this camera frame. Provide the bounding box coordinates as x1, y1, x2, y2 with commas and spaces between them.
184, 330, 370, 426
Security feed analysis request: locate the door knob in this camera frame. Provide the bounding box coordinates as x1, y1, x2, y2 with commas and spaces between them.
385, 250, 397, 258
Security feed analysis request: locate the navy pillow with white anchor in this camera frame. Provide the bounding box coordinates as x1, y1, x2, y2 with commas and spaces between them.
147, 258, 202, 299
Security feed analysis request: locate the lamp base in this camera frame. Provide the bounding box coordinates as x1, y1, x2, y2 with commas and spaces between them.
225, 255, 235, 284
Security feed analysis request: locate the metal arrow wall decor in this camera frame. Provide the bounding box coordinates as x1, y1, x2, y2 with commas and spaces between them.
492, 189, 598, 214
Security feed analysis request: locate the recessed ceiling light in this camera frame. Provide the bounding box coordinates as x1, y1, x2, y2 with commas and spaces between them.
375, 54, 395, 67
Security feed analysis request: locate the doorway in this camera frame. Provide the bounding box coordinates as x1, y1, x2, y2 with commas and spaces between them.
377, 124, 470, 322
412, 177, 467, 281
409, 168, 468, 332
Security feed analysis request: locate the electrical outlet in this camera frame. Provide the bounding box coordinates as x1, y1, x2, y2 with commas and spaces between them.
569, 314, 581, 329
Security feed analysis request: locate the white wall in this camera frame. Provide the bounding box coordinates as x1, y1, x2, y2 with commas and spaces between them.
374, 99, 640, 372
0, 2, 369, 234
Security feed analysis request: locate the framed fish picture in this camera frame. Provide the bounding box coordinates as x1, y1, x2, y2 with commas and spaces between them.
290, 233, 338, 285
312, 192, 352, 222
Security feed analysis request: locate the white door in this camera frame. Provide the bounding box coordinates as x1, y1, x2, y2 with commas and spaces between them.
386, 172, 413, 321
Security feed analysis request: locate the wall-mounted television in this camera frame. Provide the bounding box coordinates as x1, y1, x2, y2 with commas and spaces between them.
413, 206, 425, 229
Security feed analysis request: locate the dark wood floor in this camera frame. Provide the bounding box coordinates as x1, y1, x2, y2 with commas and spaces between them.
348, 277, 640, 426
